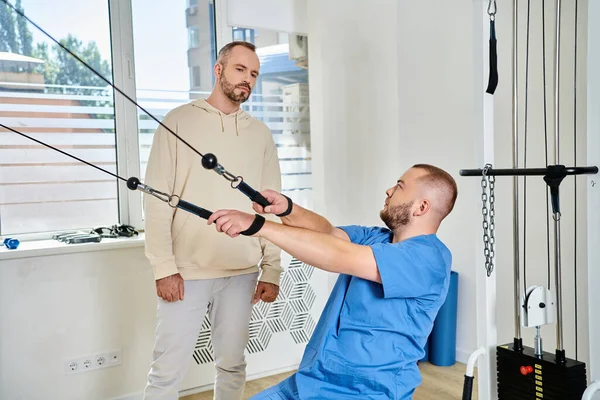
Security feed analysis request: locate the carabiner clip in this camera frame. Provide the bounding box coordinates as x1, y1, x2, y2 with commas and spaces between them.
214, 163, 241, 184
487, 0, 497, 20
136, 182, 173, 204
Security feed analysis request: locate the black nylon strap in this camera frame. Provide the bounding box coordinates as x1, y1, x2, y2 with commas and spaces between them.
276, 195, 293, 217
486, 20, 498, 94
240, 214, 266, 236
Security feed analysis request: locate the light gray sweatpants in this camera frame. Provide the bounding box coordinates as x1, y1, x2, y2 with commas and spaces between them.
143, 272, 259, 400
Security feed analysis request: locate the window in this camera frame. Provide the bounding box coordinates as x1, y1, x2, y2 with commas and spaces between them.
278, 32, 289, 44
229, 26, 312, 209
132, 0, 217, 213
0, 0, 117, 236
188, 26, 200, 49
232, 27, 255, 44
191, 66, 201, 88
0, 1, 312, 238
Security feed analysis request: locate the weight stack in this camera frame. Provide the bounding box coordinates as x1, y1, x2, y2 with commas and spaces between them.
497, 343, 587, 400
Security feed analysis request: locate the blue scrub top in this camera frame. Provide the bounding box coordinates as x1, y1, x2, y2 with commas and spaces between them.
253, 225, 452, 400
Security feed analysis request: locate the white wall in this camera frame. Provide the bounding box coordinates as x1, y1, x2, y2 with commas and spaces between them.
0, 246, 156, 400
587, 0, 600, 387
306, 0, 596, 376
306, 0, 482, 363
0, 244, 328, 399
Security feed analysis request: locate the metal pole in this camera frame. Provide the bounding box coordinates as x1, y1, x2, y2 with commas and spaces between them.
554, 211, 563, 352
553, 0, 565, 356
512, 0, 522, 346
459, 166, 599, 176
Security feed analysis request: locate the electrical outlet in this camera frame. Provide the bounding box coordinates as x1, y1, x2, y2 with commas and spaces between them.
68, 361, 78, 372
65, 349, 121, 375
107, 350, 121, 366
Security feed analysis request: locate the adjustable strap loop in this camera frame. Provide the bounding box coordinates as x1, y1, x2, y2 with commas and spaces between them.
276, 195, 294, 217
240, 214, 266, 236
486, 19, 499, 94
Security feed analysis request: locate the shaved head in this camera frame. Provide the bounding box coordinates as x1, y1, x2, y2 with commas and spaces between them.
412, 164, 458, 220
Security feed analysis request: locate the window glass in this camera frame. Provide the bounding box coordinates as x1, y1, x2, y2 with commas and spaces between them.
132, 0, 217, 192
230, 26, 312, 209
0, 0, 117, 235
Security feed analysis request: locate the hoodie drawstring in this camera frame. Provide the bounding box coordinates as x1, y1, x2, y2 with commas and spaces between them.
196, 100, 241, 135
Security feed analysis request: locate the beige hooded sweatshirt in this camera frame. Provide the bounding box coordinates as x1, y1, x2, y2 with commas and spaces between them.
143, 99, 283, 285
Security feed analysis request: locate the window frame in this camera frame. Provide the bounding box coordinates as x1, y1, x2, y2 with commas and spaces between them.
109, 0, 143, 230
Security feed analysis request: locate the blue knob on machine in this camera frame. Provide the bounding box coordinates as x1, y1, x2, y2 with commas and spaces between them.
3, 238, 19, 249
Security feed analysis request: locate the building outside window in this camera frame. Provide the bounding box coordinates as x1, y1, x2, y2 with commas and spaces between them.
188, 26, 200, 49
232, 27, 254, 43
191, 66, 201, 88
227, 26, 311, 209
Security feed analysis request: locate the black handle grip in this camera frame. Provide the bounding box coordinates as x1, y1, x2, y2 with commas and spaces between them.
177, 199, 213, 220
462, 375, 474, 400
236, 181, 271, 208
253, 192, 270, 208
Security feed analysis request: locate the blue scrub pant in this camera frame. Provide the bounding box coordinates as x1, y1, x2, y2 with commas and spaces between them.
249, 375, 298, 400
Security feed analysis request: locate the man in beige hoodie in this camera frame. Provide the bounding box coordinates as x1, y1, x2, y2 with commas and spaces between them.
142, 41, 283, 400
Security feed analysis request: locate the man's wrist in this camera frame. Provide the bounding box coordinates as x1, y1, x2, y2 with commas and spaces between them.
258, 267, 282, 286
240, 214, 266, 236
276, 195, 294, 217
257, 220, 277, 238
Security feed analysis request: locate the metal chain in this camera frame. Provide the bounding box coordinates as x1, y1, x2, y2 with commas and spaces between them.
481, 164, 496, 276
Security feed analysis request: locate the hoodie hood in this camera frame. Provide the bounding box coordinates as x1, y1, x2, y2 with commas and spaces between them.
190, 98, 251, 135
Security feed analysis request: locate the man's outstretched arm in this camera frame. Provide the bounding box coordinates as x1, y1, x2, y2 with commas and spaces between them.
207, 210, 381, 283
253, 190, 349, 241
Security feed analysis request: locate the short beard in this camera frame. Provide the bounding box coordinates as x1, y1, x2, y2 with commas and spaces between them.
380, 201, 413, 231
220, 69, 251, 104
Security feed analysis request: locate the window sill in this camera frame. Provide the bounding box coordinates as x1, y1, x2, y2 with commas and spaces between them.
0, 233, 146, 261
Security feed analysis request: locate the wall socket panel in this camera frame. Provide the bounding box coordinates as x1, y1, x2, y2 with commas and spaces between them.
65, 349, 121, 375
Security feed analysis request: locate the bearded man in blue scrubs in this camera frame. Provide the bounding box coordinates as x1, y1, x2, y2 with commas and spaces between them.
207, 164, 458, 399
